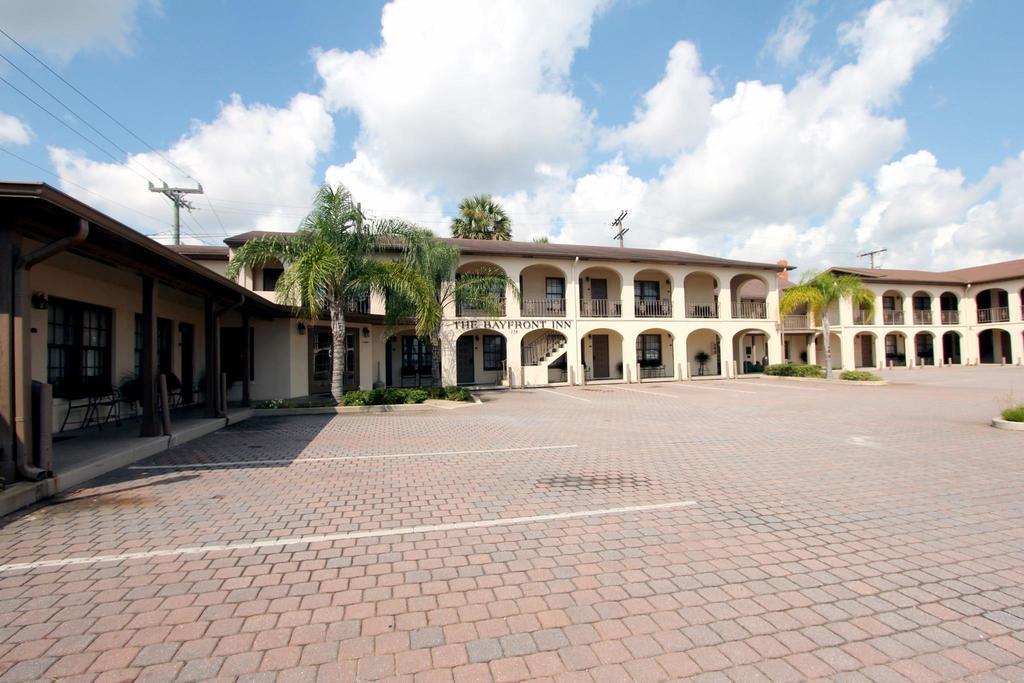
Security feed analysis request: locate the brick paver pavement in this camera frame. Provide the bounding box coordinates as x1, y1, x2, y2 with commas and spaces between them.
1, 366, 1024, 681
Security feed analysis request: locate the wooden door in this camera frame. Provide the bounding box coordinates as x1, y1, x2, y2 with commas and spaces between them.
591, 334, 610, 378
456, 336, 475, 384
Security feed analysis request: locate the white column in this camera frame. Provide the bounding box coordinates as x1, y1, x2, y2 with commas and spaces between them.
1011, 329, 1023, 365
440, 326, 458, 386
839, 331, 855, 371
807, 334, 818, 365
505, 332, 523, 387
875, 333, 886, 369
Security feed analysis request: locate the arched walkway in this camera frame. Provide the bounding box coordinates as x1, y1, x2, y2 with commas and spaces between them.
521, 328, 569, 385
455, 328, 507, 385
684, 272, 719, 319
884, 332, 907, 367
384, 328, 436, 387
686, 329, 721, 377
976, 288, 1009, 323
520, 263, 569, 317
882, 290, 906, 325
914, 331, 935, 366
912, 291, 932, 325
979, 328, 1012, 364
940, 291, 959, 325
579, 266, 623, 318
581, 328, 624, 380
854, 332, 877, 368
455, 261, 508, 317
636, 328, 675, 379
733, 328, 772, 374
813, 332, 842, 370
942, 331, 962, 365
634, 269, 673, 318
730, 274, 769, 320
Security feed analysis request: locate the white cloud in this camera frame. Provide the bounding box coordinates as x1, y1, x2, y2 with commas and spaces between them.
50, 93, 334, 237
0, 112, 33, 145
599, 41, 713, 159
0, 0, 152, 62
316, 0, 608, 197
763, 1, 817, 66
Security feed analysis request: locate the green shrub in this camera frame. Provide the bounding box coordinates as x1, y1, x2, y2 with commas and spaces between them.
254, 397, 337, 409
404, 389, 429, 404
840, 370, 882, 382
342, 388, 432, 406
444, 386, 473, 402
763, 363, 825, 378
1002, 405, 1024, 422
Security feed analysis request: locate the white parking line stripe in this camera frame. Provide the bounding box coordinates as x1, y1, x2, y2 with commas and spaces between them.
128, 444, 580, 470
535, 388, 591, 402
0, 500, 698, 573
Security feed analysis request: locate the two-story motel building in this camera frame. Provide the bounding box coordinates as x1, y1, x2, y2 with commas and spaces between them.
3, 182, 1023, 484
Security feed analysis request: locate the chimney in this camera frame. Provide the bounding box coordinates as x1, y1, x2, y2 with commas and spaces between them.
777, 259, 789, 282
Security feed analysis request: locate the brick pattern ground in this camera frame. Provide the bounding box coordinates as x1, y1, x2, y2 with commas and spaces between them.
1, 366, 1023, 681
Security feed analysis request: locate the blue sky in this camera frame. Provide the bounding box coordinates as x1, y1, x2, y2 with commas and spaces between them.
1, 0, 1022, 271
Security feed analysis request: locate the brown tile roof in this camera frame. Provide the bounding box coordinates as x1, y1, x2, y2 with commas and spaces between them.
168, 244, 229, 260
224, 230, 788, 271
831, 259, 1024, 286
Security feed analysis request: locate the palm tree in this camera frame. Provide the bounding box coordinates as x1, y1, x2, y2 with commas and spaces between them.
450, 194, 512, 240
226, 184, 422, 402
384, 229, 519, 384
780, 271, 874, 379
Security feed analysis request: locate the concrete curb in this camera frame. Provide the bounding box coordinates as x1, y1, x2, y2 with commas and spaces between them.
991, 418, 1024, 431
0, 409, 255, 519
758, 375, 888, 386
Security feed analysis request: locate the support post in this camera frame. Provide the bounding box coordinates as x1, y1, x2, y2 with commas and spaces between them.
241, 312, 251, 407
140, 276, 160, 437
159, 374, 172, 436
0, 227, 15, 483
204, 296, 218, 418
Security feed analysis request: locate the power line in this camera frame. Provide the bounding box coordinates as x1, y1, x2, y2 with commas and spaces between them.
0, 50, 167, 185
0, 25, 199, 184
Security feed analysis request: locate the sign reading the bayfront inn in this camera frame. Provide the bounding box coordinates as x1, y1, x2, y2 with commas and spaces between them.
450, 319, 573, 334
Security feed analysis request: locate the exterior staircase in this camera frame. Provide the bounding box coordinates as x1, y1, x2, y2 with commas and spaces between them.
522, 334, 567, 367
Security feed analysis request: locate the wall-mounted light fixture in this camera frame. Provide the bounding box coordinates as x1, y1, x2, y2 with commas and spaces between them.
297, 322, 306, 335
362, 327, 370, 338
31, 292, 48, 310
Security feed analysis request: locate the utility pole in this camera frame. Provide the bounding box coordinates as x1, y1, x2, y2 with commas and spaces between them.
149, 181, 203, 245
611, 210, 629, 248
857, 247, 888, 269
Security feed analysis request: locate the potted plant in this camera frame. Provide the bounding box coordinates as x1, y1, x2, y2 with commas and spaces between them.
694, 350, 710, 376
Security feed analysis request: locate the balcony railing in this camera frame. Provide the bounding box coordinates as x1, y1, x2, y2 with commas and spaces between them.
687, 302, 718, 319
522, 298, 566, 317
734, 301, 767, 319
783, 314, 810, 329
883, 310, 904, 325
853, 310, 872, 325
579, 299, 622, 318
635, 299, 672, 318
456, 300, 506, 317
940, 310, 959, 325
345, 297, 370, 314
977, 306, 1009, 324
639, 364, 672, 379
912, 309, 932, 325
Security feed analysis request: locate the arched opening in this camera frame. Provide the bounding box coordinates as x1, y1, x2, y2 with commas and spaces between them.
636, 328, 675, 379
979, 329, 1012, 364
686, 329, 721, 377
581, 328, 624, 381
939, 291, 959, 325
942, 331, 962, 365
731, 274, 769, 319
684, 272, 719, 319
882, 290, 905, 325
914, 331, 935, 366
884, 332, 907, 367
455, 261, 507, 317
520, 264, 568, 317
783, 333, 812, 364
854, 332, 877, 368
521, 328, 569, 385
911, 291, 932, 325
814, 332, 842, 369
976, 288, 1009, 323
455, 329, 507, 386
384, 328, 436, 387
733, 328, 772, 374
634, 269, 673, 317
853, 298, 873, 325
578, 266, 623, 318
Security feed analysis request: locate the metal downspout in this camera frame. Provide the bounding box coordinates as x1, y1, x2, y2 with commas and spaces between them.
13, 219, 89, 480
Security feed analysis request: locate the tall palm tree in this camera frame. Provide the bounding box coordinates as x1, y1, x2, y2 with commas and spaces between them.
450, 194, 512, 240
780, 271, 874, 379
226, 184, 422, 402
384, 229, 519, 384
